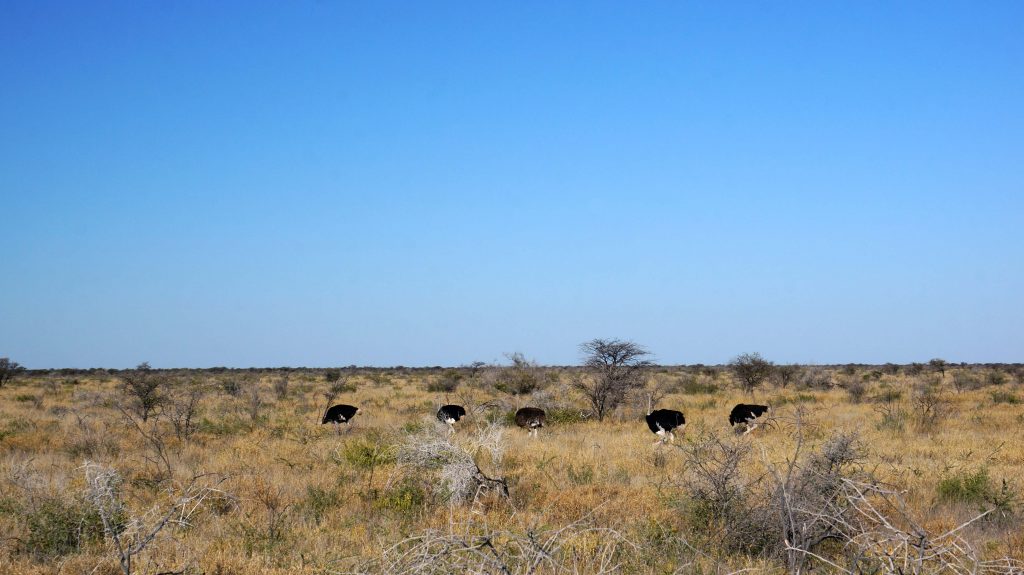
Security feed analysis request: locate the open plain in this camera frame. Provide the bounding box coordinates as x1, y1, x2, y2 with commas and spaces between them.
1, 363, 1022, 574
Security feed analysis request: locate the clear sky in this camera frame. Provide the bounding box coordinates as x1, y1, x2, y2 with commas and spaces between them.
2, 1, 1022, 368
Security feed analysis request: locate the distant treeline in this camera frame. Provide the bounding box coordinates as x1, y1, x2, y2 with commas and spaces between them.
22, 361, 1024, 377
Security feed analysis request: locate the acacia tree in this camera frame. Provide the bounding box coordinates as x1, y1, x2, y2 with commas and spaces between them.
929, 358, 948, 377
730, 352, 774, 394
574, 339, 652, 421
120, 362, 165, 422
0, 357, 26, 388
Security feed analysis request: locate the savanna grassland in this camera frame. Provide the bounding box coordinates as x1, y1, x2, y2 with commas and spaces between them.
1, 362, 1023, 574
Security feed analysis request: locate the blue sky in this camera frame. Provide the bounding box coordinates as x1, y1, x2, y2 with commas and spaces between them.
2, 1, 1022, 368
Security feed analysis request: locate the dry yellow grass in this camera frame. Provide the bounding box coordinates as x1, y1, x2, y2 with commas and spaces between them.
0, 367, 1022, 574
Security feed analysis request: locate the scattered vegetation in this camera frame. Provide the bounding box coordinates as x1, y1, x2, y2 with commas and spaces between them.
118, 362, 164, 422
839, 375, 868, 403
426, 368, 462, 392
729, 352, 775, 394
773, 364, 801, 388
937, 467, 1019, 520
1, 361, 1022, 573
0, 357, 26, 388
493, 352, 545, 396
990, 390, 1020, 405
23, 496, 108, 559
574, 338, 652, 421
677, 373, 719, 395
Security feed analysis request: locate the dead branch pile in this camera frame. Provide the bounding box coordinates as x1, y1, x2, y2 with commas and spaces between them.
397, 420, 508, 505
340, 516, 635, 575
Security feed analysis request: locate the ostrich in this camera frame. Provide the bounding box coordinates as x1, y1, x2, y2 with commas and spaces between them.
729, 403, 770, 435
436, 404, 467, 434
514, 407, 545, 438
645, 409, 686, 444
322, 404, 360, 434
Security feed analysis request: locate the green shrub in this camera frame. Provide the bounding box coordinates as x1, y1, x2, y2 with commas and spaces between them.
0, 418, 34, 442
401, 420, 426, 434
991, 390, 1020, 405
24, 498, 112, 559
679, 376, 718, 395
197, 415, 250, 436
986, 479, 1020, 522
299, 485, 341, 524
342, 436, 396, 470
937, 467, 1019, 519
547, 408, 587, 425
375, 481, 425, 513
937, 468, 993, 504
0, 495, 21, 515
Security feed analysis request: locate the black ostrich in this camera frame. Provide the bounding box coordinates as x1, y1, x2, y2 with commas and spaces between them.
322, 404, 360, 434
645, 409, 686, 444
436, 404, 467, 434
729, 403, 770, 435
514, 407, 546, 438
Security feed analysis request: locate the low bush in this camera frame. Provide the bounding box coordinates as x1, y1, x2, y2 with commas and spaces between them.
375, 480, 426, 513
198, 415, 250, 436
272, 376, 290, 400
912, 377, 951, 432
680, 432, 772, 554
401, 420, 426, 434
839, 376, 868, 403
874, 402, 907, 433
220, 378, 243, 397
546, 408, 588, 425
23, 497, 112, 559
952, 370, 983, 393
0, 495, 20, 515
798, 368, 832, 390
299, 485, 342, 524
342, 435, 396, 470
678, 375, 718, 395
426, 369, 462, 392
872, 387, 903, 403
935, 467, 1017, 520
990, 390, 1020, 405
938, 468, 993, 505
329, 379, 357, 395
986, 370, 1008, 387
